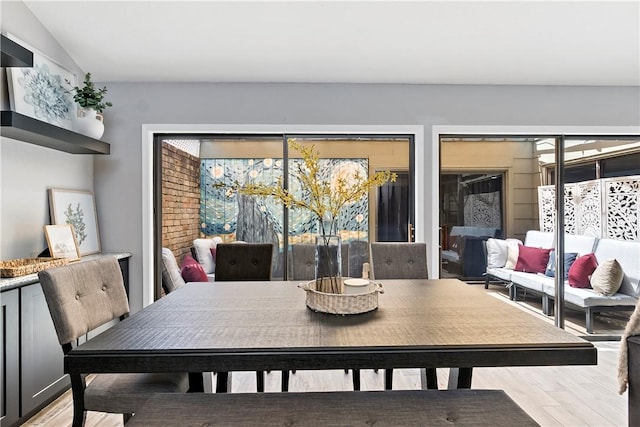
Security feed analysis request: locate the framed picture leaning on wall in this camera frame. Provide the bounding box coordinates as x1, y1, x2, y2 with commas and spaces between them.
44, 224, 81, 261
48, 188, 101, 255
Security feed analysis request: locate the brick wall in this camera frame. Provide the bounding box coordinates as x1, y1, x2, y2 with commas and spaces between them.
162, 142, 201, 264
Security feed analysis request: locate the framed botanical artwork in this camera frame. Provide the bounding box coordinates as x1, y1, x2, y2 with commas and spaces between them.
4, 32, 76, 130
44, 224, 81, 261
48, 189, 101, 255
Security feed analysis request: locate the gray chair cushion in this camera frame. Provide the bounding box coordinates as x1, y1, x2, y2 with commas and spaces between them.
38, 257, 130, 345
214, 243, 273, 281
161, 247, 186, 293
370, 242, 429, 280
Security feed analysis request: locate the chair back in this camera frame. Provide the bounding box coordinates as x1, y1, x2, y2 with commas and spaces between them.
370, 242, 429, 280
38, 257, 129, 346
215, 243, 274, 281
291, 243, 316, 280
161, 247, 186, 293
348, 240, 370, 278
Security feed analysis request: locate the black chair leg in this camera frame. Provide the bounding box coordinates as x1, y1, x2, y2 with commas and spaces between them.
257, 371, 265, 392
384, 369, 393, 390
281, 370, 289, 392
352, 369, 361, 390
216, 372, 230, 393
426, 368, 438, 389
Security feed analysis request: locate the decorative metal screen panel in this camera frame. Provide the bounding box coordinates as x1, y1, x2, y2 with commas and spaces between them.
604, 176, 640, 241
538, 175, 639, 241
576, 180, 602, 238
463, 192, 501, 229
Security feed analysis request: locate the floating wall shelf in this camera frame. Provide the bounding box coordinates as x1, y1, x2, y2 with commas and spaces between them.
1, 111, 110, 155
1, 37, 111, 155
1, 34, 33, 67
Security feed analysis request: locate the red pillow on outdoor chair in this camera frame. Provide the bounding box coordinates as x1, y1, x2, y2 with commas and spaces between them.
181, 254, 208, 282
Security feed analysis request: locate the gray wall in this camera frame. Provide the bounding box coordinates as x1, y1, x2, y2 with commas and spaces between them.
99, 83, 639, 311
3, 1, 639, 312
1, 1, 91, 260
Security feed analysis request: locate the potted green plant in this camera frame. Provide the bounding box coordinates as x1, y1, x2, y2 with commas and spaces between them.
68, 72, 112, 113
67, 73, 112, 139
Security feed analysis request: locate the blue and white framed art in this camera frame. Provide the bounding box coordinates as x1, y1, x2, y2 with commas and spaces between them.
5, 33, 76, 130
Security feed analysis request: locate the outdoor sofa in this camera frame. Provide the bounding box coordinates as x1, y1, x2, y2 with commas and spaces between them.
485, 230, 640, 333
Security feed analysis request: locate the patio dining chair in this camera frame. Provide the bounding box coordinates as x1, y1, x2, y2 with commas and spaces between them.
369, 242, 437, 390
214, 243, 290, 392
38, 257, 189, 427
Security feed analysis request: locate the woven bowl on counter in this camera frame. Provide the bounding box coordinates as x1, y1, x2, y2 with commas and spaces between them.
298, 278, 384, 315
0, 257, 69, 278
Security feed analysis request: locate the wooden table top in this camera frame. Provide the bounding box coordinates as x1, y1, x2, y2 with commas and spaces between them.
66, 279, 596, 374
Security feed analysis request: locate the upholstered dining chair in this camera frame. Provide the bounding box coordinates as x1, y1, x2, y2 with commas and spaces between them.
213, 243, 289, 392
369, 242, 436, 390
38, 257, 189, 427
291, 243, 316, 280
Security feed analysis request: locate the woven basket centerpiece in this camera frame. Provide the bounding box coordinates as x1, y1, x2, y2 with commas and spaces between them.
299, 278, 383, 315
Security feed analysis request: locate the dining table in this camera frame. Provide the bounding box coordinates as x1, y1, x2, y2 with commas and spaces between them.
65, 278, 596, 410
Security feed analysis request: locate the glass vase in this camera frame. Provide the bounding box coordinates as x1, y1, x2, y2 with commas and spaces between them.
315, 235, 342, 294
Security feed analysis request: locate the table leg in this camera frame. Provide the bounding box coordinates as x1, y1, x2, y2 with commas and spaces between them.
447, 368, 473, 389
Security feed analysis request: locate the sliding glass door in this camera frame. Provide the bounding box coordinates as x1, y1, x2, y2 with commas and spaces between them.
157, 133, 413, 286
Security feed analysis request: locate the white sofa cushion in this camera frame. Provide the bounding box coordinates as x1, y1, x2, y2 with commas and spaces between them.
509, 271, 547, 293
486, 238, 508, 268
193, 237, 223, 274
563, 285, 637, 308
564, 234, 598, 255
523, 230, 554, 248
486, 266, 512, 282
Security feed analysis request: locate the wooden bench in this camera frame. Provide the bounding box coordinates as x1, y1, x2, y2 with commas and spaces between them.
127, 389, 538, 426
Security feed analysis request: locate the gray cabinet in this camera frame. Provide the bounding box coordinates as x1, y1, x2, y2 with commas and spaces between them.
0, 253, 130, 425
20, 283, 69, 420
1, 289, 19, 427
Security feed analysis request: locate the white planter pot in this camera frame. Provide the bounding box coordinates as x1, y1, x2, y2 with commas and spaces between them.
73, 108, 105, 139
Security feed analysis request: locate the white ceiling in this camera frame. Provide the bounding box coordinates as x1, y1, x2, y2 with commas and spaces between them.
24, 0, 640, 86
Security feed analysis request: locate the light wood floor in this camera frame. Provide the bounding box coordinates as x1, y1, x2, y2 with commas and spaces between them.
24, 288, 630, 427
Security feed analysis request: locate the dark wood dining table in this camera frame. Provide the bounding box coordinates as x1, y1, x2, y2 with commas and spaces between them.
65, 278, 596, 399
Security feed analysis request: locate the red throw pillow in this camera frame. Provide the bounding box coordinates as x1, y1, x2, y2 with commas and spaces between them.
568, 253, 598, 288
514, 245, 552, 274
181, 254, 208, 282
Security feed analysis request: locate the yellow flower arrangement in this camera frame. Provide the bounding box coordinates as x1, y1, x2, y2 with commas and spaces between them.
240, 139, 397, 239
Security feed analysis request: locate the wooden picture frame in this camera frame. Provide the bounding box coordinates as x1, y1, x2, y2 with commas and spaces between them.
44, 224, 81, 261
48, 188, 101, 255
